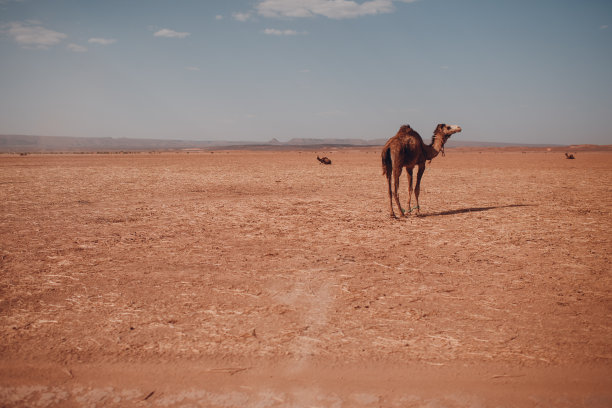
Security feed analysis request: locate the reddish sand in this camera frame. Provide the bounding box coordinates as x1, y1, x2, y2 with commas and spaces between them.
0, 149, 610, 407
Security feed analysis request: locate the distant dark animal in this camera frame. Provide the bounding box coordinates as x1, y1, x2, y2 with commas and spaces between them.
381, 123, 462, 218
565, 153, 575, 159
317, 156, 332, 165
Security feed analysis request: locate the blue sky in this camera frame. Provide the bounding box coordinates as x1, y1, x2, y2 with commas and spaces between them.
0, 0, 610, 144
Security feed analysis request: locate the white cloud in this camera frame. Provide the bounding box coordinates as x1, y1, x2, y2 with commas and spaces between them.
263, 28, 301, 36
256, 0, 396, 19
4, 21, 67, 48
88, 37, 117, 45
233, 11, 252, 22
153, 28, 190, 38
215, 15, 223, 20
186, 66, 200, 71
67, 43, 87, 52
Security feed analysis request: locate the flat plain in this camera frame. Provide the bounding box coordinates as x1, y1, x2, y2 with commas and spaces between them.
0, 148, 611, 407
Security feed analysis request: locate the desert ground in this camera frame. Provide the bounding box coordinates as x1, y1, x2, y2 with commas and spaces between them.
0, 148, 611, 407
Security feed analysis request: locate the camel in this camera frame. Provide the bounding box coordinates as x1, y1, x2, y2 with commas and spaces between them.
565, 153, 575, 159
382, 123, 462, 218
317, 156, 332, 165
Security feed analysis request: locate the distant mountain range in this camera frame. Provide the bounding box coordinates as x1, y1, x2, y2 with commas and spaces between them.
0, 134, 605, 153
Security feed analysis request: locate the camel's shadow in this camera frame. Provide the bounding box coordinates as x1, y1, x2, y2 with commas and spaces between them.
417, 204, 531, 218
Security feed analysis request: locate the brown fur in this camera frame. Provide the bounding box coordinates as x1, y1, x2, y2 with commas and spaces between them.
317, 156, 332, 165
381, 124, 462, 218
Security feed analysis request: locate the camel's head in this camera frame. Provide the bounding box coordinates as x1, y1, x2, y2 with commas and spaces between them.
435, 124, 462, 144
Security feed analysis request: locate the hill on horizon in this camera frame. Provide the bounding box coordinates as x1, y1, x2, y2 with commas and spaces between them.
0, 134, 607, 153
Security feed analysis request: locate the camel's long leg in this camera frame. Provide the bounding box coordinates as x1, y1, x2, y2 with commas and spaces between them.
406, 167, 413, 213
414, 164, 426, 215
386, 172, 395, 218
393, 165, 404, 217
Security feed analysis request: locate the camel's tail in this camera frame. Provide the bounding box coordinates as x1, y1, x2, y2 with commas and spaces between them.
381, 146, 392, 177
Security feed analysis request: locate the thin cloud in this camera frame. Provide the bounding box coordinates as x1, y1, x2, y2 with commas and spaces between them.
256, 0, 396, 19
154, 28, 190, 38
67, 43, 87, 52
233, 11, 252, 22
215, 15, 223, 20
4, 21, 67, 49
600, 25, 608, 30
263, 28, 302, 36
88, 37, 117, 45
186, 66, 200, 71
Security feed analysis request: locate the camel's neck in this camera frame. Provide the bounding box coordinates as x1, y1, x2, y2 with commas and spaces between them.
424, 133, 445, 160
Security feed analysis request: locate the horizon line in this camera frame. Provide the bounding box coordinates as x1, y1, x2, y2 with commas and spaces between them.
1, 133, 607, 148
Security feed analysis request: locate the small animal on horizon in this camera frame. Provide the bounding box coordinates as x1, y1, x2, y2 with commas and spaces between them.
317, 156, 332, 165
565, 153, 575, 159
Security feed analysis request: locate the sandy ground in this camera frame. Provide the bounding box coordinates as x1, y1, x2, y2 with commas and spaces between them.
0, 149, 611, 407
